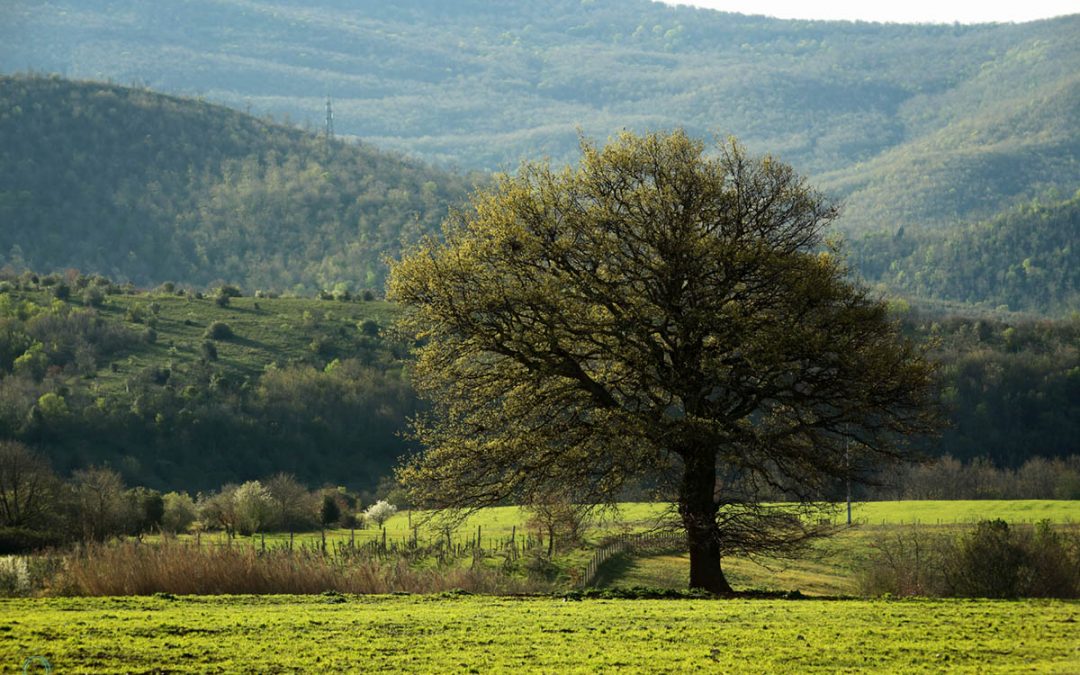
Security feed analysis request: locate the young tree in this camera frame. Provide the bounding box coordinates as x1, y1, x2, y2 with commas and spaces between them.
389, 130, 940, 594
161, 491, 197, 534
264, 472, 314, 531
364, 500, 397, 528
69, 466, 128, 541
233, 480, 273, 535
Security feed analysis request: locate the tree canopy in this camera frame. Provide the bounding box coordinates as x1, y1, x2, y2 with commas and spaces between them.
390, 130, 940, 593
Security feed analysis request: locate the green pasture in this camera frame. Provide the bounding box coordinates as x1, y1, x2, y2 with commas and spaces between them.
176, 500, 1079, 552
153, 501, 1079, 596
2, 595, 1076, 673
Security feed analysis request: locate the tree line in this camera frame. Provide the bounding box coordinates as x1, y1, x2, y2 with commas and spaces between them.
0, 438, 406, 553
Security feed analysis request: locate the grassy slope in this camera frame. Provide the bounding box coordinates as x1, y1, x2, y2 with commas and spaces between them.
1, 595, 1076, 673
88, 293, 400, 395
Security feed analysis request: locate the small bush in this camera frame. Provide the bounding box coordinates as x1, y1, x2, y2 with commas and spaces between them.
50, 282, 70, 300
82, 286, 105, 307
214, 293, 230, 308
125, 306, 145, 324
204, 321, 234, 340
359, 319, 380, 337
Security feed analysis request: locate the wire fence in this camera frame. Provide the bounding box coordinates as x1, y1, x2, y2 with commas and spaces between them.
580, 531, 686, 588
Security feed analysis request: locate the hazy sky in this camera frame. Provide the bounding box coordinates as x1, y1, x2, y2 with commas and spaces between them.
661, 1, 1078, 24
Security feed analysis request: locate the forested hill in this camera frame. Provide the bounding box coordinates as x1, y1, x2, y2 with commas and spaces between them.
2, 1, 1077, 231
0, 75, 475, 292
849, 191, 1080, 315
0, 274, 1075, 492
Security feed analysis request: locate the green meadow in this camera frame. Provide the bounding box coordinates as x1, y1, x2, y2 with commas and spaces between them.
2, 594, 1077, 673
177, 500, 1080, 550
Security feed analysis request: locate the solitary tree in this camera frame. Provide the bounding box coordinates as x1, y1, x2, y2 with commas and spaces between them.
389, 131, 939, 594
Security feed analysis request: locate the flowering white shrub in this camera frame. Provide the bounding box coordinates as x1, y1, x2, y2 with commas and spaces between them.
364, 500, 398, 527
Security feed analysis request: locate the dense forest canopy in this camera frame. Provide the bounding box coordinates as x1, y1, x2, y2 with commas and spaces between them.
2, 1, 1078, 230
850, 191, 1080, 315
0, 75, 476, 292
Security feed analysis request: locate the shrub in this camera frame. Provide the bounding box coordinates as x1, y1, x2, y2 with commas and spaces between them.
364, 500, 397, 528
125, 306, 145, 323
217, 285, 243, 298
82, 286, 105, 307
359, 319, 379, 337
858, 525, 951, 597
204, 321, 233, 340
945, 519, 1027, 598
319, 494, 342, 528
859, 520, 1080, 599
214, 293, 230, 308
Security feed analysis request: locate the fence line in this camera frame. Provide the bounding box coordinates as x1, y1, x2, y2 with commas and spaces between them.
172, 527, 548, 563
580, 531, 685, 588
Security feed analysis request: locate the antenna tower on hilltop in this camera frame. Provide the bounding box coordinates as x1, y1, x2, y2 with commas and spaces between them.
325, 95, 335, 140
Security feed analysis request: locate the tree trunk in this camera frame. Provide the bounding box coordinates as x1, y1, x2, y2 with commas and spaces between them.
679, 448, 734, 595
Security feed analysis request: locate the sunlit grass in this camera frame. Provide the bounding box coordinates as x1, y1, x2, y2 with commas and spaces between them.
2, 595, 1076, 673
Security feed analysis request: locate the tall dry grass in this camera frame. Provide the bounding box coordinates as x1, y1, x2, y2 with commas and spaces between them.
50, 541, 551, 596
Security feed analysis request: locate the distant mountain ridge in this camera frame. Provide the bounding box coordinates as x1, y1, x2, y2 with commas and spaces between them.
0, 74, 474, 291
2, 0, 1077, 231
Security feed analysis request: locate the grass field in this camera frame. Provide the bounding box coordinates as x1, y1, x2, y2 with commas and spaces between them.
176, 500, 1080, 551
2, 595, 1076, 673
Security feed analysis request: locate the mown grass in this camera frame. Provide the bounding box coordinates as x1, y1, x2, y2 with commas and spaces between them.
1, 595, 1076, 673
